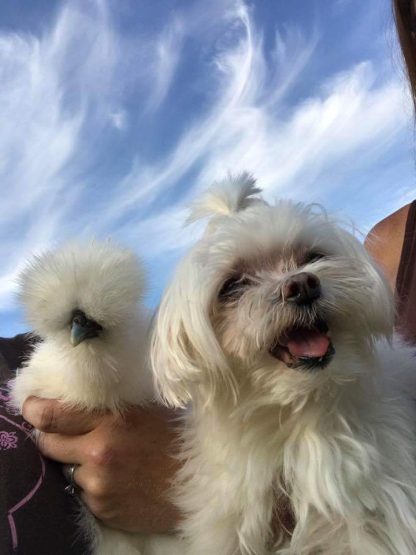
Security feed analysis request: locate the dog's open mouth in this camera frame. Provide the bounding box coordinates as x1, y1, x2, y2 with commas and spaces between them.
269, 319, 335, 371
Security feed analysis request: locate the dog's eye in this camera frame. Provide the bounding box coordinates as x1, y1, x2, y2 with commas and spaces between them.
218, 276, 251, 301
303, 251, 325, 265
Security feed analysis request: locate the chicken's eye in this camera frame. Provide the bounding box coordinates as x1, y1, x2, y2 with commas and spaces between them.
71, 309, 87, 326
218, 276, 251, 301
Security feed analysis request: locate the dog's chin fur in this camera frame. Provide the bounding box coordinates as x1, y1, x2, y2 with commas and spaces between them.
152, 174, 416, 554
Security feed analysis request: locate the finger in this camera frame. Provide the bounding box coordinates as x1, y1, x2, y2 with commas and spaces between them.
36, 431, 87, 464
72, 464, 90, 494
79, 491, 107, 522
75, 464, 109, 497
23, 396, 104, 435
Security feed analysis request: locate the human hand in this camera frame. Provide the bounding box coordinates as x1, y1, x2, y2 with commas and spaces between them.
22, 398, 182, 534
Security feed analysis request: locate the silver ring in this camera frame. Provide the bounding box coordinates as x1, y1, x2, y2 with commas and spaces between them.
63, 463, 79, 495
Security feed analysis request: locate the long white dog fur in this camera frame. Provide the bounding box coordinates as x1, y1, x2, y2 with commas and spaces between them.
151, 174, 416, 554
10, 174, 416, 554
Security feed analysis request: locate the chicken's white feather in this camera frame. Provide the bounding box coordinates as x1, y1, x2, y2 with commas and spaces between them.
10, 240, 184, 554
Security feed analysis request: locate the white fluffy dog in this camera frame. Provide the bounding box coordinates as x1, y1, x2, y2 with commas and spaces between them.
151, 174, 416, 555
9, 242, 184, 555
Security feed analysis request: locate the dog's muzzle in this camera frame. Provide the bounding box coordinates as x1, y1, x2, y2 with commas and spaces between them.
269, 318, 335, 371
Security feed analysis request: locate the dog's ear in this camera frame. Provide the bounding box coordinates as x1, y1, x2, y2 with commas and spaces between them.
187, 172, 263, 224
150, 261, 237, 408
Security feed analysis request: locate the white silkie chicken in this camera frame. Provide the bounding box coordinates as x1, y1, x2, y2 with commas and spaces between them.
10, 241, 183, 555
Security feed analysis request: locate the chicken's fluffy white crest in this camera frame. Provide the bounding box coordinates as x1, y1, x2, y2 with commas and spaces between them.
18, 240, 145, 338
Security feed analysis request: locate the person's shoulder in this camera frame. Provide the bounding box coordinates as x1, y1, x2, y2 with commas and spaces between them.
365, 203, 413, 291
366, 204, 411, 244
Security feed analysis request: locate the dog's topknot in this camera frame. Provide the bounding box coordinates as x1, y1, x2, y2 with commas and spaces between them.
187, 172, 263, 224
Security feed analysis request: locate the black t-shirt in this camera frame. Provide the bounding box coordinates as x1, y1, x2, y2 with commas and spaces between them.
0, 334, 89, 554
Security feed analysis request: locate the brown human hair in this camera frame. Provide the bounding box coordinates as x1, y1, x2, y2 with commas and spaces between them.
393, 0, 416, 109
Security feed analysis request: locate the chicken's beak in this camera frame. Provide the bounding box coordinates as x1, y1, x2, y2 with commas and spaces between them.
70, 312, 103, 347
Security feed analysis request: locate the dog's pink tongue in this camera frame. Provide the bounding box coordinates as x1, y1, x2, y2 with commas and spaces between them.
287, 329, 330, 358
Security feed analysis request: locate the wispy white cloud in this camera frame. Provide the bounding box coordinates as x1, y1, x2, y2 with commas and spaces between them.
94, 2, 320, 222
0, 0, 413, 332
0, 1, 116, 313
146, 19, 185, 113
95, 2, 411, 254
114, 62, 410, 258
109, 109, 128, 130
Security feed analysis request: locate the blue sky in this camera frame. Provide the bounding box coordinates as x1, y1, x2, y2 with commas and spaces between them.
1, 0, 415, 337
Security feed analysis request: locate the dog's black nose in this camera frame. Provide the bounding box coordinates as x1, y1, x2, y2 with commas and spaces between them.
283, 272, 321, 305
